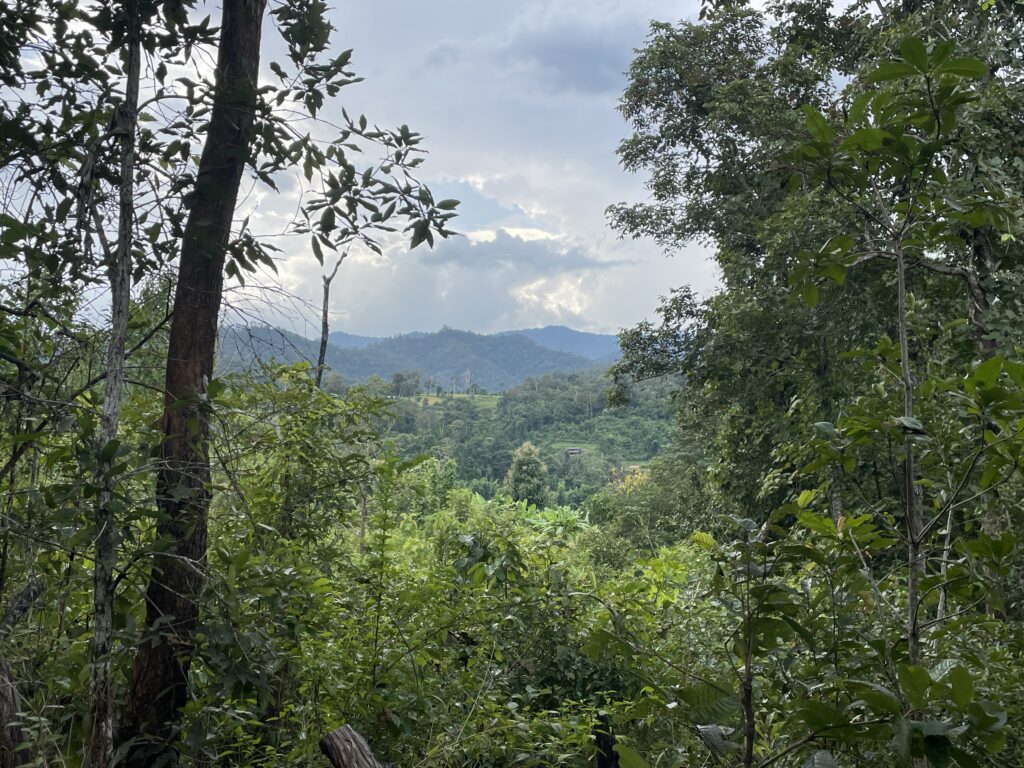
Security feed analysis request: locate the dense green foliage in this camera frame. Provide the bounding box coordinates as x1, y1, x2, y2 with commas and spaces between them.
604, 0, 1024, 765
381, 370, 674, 505
505, 441, 549, 507
0, 0, 1022, 766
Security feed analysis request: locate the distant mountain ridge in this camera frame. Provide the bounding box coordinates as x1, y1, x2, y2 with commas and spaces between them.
325, 325, 620, 361
498, 326, 621, 362
221, 325, 621, 392
327, 331, 379, 349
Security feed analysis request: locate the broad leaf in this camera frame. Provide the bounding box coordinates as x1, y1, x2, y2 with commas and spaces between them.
613, 744, 650, 768
935, 58, 987, 79
899, 37, 928, 71
866, 61, 918, 82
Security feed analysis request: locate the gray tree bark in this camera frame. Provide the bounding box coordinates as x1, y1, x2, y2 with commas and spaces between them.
119, 0, 268, 763
88, 2, 141, 763
315, 254, 346, 388
895, 245, 924, 668
319, 725, 385, 768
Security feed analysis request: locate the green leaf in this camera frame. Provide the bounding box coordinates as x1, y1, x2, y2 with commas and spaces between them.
613, 745, 650, 768
967, 700, 1006, 733
681, 683, 740, 723
948, 665, 973, 710
935, 58, 987, 79
915, 720, 950, 737
866, 61, 918, 82
802, 106, 833, 144
972, 356, 1002, 387
894, 416, 926, 434
695, 724, 734, 756
841, 127, 889, 152
797, 701, 845, 732
930, 40, 956, 66
691, 531, 718, 550
797, 489, 818, 509
850, 681, 902, 715
898, 664, 932, 710
899, 37, 928, 71
818, 263, 846, 284
813, 421, 838, 437
821, 234, 855, 257
100, 439, 121, 461
797, 509, 835, 536
949, 745, 982, 768
847, 92, 872, 124
892, 717, 911, 761
206, 378, 226, 400
409, 220, 429, 249
802, 281, 820, 308
320, 206, 336, 234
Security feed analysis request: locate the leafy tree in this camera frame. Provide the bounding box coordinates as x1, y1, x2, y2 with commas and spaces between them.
607, 3, 1024, 767
506, 442, 550, 508
2, 0, 456, 762
390, 370, 422, 398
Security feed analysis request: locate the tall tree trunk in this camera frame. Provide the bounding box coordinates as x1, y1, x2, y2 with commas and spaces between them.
359, 491, 368, 552
119, 1, 267, 763
740, 571, 755, 768
315, 254, 345, 388
964, 231, 1007, 567
87, 3, 141, 763
935, 504, 956, 622
896, 246, 928, 768
896, 245, 924, 668
829, 464, 844, 524
965, 230, 997, 361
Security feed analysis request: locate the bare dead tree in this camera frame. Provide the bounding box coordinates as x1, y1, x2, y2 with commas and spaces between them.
316, 252, 347, 388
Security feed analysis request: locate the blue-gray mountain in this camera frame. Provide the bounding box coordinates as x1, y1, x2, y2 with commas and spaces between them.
219, 325, 621, 392
325, 325, 619, 361
496, 326, 621, 362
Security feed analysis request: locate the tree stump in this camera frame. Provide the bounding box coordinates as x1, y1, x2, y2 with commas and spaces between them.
319, 725, 385, 768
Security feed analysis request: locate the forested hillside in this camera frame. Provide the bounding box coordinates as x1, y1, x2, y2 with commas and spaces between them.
498, 326, 623, 361
378, 370, 674, 504
220, 325, 607, 390
1, 0, 1022, 767
322, 326, 622, 360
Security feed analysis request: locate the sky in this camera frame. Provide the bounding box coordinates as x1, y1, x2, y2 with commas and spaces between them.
241, 0, 718, 339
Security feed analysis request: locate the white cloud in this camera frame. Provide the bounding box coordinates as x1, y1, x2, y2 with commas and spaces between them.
242, 0, 716, 339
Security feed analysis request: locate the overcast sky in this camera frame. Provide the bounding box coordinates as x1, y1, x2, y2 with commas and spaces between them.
241, 0, 718, 338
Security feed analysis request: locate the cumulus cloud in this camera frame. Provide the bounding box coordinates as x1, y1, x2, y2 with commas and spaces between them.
421, 229, 631, 272
242, 0, 714, 339
426, 180, 537, 232
257, 228, 709, 338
